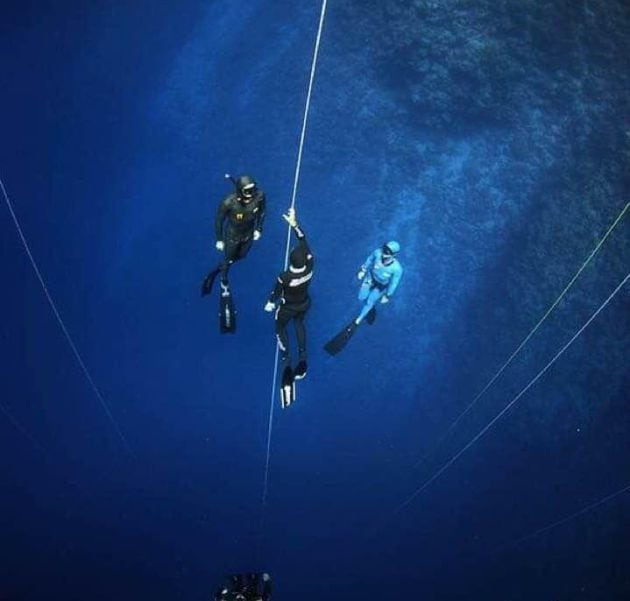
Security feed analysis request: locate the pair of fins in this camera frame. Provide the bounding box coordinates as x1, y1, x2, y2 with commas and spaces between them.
324, 307, 376, 356
201, 269, 237, 334
280, 361, 307, 408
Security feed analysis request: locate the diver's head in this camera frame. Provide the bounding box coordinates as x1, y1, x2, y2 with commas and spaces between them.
236, 174, 257, 203
289, 246, 308, 272
382, 240, 400, 265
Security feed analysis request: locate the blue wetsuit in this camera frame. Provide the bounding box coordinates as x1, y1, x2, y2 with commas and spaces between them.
357, 248, 403, 322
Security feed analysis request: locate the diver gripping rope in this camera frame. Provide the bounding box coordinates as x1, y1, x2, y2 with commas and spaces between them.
0, 177, 134, 457
415, 202, 629, 468
394, 271, 630, 516
258, 0, 329, 555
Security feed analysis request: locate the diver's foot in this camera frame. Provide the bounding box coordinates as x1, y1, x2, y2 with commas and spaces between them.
294, 360, 307, 380
280, 365, 296, 408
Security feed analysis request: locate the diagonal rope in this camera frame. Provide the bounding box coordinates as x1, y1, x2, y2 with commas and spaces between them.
0, 401, 45, 453
415, 202, 629, 469
394, 272, 629, 516
1, 176, 134, 457
258, 0, 328, 553
0, 399, 92, 498
496, 481, 630, 551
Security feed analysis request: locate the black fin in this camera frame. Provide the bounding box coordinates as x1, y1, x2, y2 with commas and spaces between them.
201, 268, 220, 297
219, 290, 237, 334
366, 307, 377, 325
280, 366, 296, 408
324, 322, 357, 356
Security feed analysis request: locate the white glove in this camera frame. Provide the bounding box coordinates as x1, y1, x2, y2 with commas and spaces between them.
215, 240, 224, 252
380, 294, 390, 304
282, 207, 297, 228
253, 229, 262, 241
357, 268, 366, 281
264, 301, 275, 312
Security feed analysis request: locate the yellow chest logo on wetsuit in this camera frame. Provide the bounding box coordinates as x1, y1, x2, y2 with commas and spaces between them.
236, 213, 244, 221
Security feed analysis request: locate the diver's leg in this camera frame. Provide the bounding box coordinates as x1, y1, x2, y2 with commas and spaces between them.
275, 307, 292, 363
235, 237, 253, 261
277, 309, 296, 406
293, 310, 307, 379
356, 287, 384, 324
358, 277, 372, 301
294, 311, 307, 361
220, 238, 239, 289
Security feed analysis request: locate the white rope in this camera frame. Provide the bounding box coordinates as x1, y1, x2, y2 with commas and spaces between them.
497, 481, 630, 551
0, 401, 45, 453
394, 272, 629, 515
258, 0, 328, 549
1, 399, 92, 495
1, 177, 135, 458
415, 202, 629, 468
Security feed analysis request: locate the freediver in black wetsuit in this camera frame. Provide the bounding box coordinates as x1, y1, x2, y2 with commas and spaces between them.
264, 208, 313, 407
201, 174, 266, 333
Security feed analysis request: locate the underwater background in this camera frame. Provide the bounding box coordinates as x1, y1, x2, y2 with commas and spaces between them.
1, 0, 629, 599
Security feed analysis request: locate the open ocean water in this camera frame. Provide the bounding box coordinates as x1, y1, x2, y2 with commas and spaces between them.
1, 1, 628, 599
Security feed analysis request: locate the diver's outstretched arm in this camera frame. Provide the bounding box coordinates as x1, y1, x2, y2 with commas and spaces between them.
283, 208, 311, 256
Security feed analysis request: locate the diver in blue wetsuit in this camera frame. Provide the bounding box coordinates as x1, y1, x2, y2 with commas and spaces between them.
355, 240, 403, 325
324, 241, 403, 356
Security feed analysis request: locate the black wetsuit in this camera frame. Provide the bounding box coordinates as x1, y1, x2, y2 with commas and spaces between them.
268, 224, 313, 364
215, 189, 266, 284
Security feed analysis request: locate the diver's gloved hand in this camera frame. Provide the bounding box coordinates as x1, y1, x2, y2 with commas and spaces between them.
253, 229, 262, 241
282, 207, 297, 228
216, 240, 225, 252
357, 268, 366, 280
380, 294, 390, 304
264, 301, 275, 312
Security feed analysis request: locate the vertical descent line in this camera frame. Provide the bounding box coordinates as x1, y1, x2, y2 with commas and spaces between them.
258, 0, 329, 558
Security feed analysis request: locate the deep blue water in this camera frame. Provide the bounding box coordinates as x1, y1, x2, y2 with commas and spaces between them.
1, 1, 629, 599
